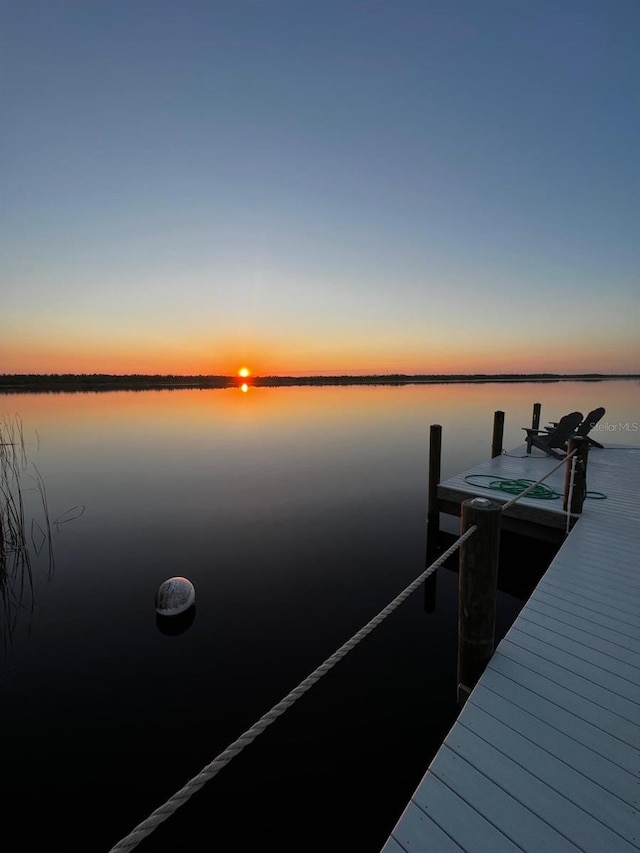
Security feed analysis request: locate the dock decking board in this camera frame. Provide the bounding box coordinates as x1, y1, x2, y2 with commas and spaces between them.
505, 627, 639, 703
447, 723, 639, 853
529, 588, 640, 636
535, 579, 640, 623
383, 801, 463, 852
532, 585, 640, 630
525, 599, 640, 650
427, 745, 584, 853
510, 620, 640, 684
494, 640, 640, 738
468, 684, 639, 807
517, 608, 640, 663
383, 444, 640, 851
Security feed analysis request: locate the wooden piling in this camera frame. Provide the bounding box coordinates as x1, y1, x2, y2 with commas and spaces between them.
491, 410, 505, 458
563, 435, 589, 515
531, 403, 541, 432
427, 424, 442, 532
457, 497, 501, 707
525, 403, 542, 454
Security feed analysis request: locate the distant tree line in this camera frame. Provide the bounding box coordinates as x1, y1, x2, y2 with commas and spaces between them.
0, 374, 235, 392
0, 372, 637, 393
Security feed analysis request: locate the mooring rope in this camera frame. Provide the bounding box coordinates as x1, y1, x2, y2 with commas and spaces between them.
108, 525, 477, 853
565, 454, 577, 535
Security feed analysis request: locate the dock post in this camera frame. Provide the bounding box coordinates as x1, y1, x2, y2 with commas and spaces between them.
526, 403, 542, 454
425, 424, 443, 613
491, 410, 505, 458
563, 435, 589, 516
457, 497, 501, 707
427, 424, 442, 533
532, 403, 541, 432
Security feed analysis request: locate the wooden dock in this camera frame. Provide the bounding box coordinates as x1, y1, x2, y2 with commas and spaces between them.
382, 443, 640, 852
437, 443, 591, 542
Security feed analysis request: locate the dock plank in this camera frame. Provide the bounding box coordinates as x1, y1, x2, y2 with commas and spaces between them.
528, 590, 640, 640
494, 641, 640, 739
505, 627, 640, 704
553, 558, 640, 588
406, 773, 517, 852
538, 575, 640, 615
518, 608, 640, 665
439, 723, 639, 852
428, 745, 583, 852
456, 708, 640, 846
512, 619, 640, 684
468, 682, 640, 806
524, 598, 640, 654
379, 837, 410, 853
480, 664, 640, 771
388, 800, 463, 852
531, 586, 639, 635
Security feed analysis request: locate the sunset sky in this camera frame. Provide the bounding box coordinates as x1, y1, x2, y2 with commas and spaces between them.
2, 0, 639, 376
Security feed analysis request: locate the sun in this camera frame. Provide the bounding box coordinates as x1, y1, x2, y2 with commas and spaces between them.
238, 367, 250, 378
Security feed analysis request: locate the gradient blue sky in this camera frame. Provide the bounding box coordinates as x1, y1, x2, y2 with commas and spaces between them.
2, 0, 639, 375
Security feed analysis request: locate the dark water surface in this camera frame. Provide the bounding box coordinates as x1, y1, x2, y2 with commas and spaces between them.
1, 380, 637, 851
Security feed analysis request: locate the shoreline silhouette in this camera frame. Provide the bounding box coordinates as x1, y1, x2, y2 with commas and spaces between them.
0, 372, 638, 393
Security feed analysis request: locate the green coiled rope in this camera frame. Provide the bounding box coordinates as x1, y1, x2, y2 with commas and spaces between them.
463, 474, 607, 500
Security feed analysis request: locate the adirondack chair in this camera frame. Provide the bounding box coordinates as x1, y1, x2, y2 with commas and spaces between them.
522, 411, 583, 459
548, 407, 606, 449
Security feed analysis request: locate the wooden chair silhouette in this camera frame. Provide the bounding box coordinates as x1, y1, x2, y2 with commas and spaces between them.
546, 407, 606, 449
522, 411, 583, 459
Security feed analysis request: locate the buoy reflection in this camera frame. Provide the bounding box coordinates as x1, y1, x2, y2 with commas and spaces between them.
156, 605, 196, 636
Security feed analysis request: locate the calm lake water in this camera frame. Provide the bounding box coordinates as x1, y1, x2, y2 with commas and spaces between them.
1, 379, 638, 852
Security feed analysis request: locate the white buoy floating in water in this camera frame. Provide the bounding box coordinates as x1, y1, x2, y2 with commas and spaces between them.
155, 576, 196, 616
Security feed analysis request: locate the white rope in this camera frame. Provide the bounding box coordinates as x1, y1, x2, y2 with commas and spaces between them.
501, 448, 577, 512
565, 454, 577, 534
108, 525, 477, 853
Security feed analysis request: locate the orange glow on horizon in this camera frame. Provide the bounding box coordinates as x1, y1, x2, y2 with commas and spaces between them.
2, 332, 638, 377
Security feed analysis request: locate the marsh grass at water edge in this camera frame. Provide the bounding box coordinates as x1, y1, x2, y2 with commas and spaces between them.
0, 416, 54, 648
